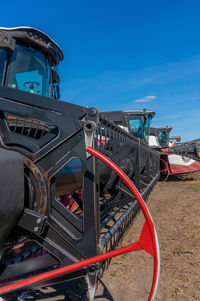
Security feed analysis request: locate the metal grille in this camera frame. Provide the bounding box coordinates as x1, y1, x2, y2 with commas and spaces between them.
97, 114, 139, 162
5, 113, 56, 139
96, 114, 160, 273
99, 200, 139, 277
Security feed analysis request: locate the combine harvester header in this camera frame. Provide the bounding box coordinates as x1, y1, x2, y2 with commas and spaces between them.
167, 138, 200, 162
149, 127, 200, 178
0, 27, 160, 300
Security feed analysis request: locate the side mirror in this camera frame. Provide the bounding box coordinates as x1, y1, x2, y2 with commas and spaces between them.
51, 70, 60, 99
140, 115, 146, 125
54, 85, 60, 99
52, 69, 60, 84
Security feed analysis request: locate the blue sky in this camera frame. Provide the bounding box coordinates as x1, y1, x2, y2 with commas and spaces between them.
1, 0, 200, 141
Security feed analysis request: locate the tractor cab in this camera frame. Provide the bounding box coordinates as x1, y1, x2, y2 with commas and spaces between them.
149, 126, 173, 148
102, 109, 155, 143
0, 26, 63, 99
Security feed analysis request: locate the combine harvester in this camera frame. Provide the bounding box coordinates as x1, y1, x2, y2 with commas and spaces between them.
0, 27, 160, 300
149, 127, 200, 180
149, 126, 174, 149
167, 138, 200, 163
103, 110, 200, 180
102, 109, 155, 143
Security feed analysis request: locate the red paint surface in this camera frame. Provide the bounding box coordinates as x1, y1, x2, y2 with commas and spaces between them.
169, 160, 200, 175
161, 151, 200, 175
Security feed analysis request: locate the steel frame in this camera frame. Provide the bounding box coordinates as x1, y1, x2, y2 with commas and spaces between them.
0, 85, 160, 293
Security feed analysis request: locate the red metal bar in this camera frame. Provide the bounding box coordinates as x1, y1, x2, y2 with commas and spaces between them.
87, 147, 160, 301
0, 147, 160, 301
160, 157, 170, 183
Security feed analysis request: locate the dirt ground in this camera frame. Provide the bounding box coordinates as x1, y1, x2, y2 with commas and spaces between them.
30, 172, 200, 301
95, 172, 200, 301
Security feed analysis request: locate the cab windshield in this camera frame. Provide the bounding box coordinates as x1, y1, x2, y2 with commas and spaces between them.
127, 114, 153, 142
127, 115, 144, 140
6, 44, 51, 97
158, 130, 169, 146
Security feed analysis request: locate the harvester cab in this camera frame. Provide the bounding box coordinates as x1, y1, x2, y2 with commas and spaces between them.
149, 126, 173, 149
102, 109, 155, 143
0, 26, 63, 99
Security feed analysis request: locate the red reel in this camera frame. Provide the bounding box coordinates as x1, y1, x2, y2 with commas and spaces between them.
0, 147, 160, 301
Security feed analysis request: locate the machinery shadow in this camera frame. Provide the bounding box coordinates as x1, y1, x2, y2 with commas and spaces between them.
95, 278, 114, 301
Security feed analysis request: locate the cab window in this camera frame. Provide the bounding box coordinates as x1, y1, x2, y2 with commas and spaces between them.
6, 44, 50, 97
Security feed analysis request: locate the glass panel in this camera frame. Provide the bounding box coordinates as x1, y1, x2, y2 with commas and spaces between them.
127, 115, 144, 140
144, 116, 153, 142
55, 158, 83, 218
127, 114, 153, 142
7, 44, 50, 97
158, 130, 169, 146
0, 49, 7, 84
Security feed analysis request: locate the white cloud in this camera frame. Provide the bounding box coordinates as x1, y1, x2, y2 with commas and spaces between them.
134, 95, 157, 103
192, 96, 200, 101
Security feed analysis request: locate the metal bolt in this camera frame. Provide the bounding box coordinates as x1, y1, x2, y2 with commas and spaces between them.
34, 227, 39, 232
88, 108, 96, 117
